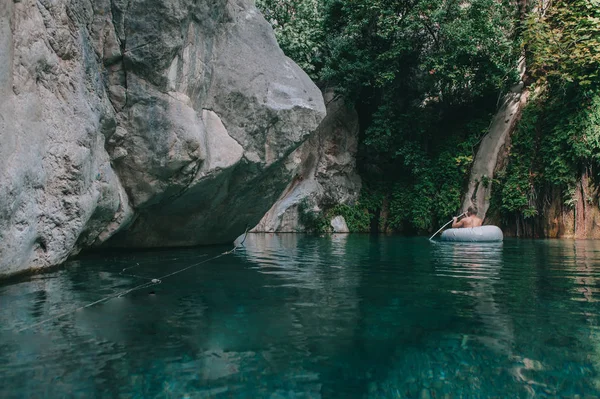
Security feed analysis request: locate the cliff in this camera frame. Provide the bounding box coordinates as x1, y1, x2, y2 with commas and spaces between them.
462, 60, 528, 221
0, 0, 325, 277
492, 172, 600, 239
252, 89, 361, 232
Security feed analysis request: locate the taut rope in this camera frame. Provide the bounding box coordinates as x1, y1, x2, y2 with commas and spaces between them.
18, 227, 251, 333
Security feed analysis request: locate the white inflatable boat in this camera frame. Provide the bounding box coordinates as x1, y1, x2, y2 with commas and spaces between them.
440, 225, 503, 242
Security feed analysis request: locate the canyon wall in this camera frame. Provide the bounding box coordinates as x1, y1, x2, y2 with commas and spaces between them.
0, 0, 325, 277
253, 90, 361, 232
493, 173, 600, 239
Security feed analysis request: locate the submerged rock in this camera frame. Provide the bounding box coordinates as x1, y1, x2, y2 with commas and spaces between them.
0, 0, 325, 277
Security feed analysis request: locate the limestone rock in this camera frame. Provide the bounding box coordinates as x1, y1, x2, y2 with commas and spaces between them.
462, 59, 528, 221
0, 0, 134, 277
0, 0, 325, 277
253, 89, 361, 232
330, 216, 350, 233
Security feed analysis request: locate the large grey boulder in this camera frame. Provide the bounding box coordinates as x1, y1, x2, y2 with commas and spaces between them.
0, 0, 134, 277
253, 90, 361, 232
0, 0, 325, 277
330, 216, 350, 233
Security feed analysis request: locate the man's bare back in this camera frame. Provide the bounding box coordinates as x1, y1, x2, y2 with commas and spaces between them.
452, 206, 483, 228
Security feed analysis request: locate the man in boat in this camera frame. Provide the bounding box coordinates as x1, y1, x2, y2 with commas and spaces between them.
452, 206, 483, 228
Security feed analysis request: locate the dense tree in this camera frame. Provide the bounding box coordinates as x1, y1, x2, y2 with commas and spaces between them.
493, 0, 600, 228
524, 0, 600, 88
257, 0, 327, 79
257, 0, 600, 234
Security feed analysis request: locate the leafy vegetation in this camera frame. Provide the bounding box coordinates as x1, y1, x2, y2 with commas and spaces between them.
492, 0, 600, 226
297, 197, 373, 233
297, 198, 330, 233
257, 0, 327, 79
495, 87, 600, 222
524, 0, 600, 88
258, 0, 600, 234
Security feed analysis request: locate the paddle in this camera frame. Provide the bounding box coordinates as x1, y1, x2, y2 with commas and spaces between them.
429, 211, 468, 241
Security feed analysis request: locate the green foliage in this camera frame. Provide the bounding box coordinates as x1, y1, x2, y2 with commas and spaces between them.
298, 183, 390, 233
524, 0, 600, 88
491, 0, 600, 223
322, 0, 519, 102
389, 181, 434, 232
256, 0, 518, 233
298, 199, 373, 234
318, 0, 518, 232
328, 204, 372, 232
495, 87, 600, 219
355, 185, 386, 215
298, 198, 329, 233
386, 137, 479, 233
296, 113, 489, 234
256, 0, 327, 79
257, 0, 599, 234
543, 92, 600, 180
498, 102, 539, 216
258, 0, 519, 100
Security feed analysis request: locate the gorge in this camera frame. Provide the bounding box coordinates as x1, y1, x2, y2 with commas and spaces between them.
1, 1, 600, 397
0, 0, 325, 278
1, 0, 600, 279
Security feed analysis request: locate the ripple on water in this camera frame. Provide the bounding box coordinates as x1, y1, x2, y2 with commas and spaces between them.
1, 235, 600, 398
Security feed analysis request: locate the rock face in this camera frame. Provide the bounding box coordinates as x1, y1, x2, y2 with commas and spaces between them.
495, 172, 600, 239
330, 216, 350, 233
542, 173, 600, 239
0, 0, 325, 277
462, 60, 527, 221
253, 90, 361, 232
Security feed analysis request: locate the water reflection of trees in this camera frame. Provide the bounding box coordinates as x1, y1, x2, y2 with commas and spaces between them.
239, 233, 362, 397
434, 242, 513, 354
362, 240, 518, 398
3, 237, 600, 397
494, 239, 600, 395
1, 234, 363, 397
571, 240, 600, 391
366, 239, 600, 398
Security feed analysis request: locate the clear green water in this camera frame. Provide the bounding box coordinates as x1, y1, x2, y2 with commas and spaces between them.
1, 235, 600, 398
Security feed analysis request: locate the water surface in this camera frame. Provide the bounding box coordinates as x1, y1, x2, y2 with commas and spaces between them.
1, 235, 600, 398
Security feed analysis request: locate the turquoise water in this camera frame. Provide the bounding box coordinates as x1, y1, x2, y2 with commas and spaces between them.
1, 235, 600, 398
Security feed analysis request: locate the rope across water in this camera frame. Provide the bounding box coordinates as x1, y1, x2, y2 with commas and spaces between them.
18, 228, 249, 333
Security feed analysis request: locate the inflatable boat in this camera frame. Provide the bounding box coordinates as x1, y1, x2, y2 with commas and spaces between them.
440, 225, 503, 242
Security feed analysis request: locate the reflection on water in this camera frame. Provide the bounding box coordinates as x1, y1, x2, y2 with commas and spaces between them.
0, 236, 600, 398
432, 242, 513, 355
571, 240, 600, 391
